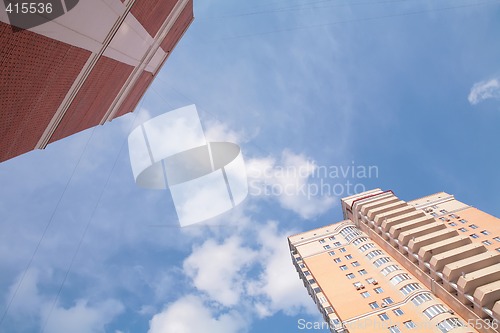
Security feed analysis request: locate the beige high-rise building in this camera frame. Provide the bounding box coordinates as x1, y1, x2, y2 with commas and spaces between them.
288, 189, 500, 333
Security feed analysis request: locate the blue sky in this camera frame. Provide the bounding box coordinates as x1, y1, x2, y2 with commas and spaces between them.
1, 1, 500, 332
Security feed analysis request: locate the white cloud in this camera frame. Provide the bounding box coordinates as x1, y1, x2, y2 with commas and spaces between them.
149, 221, 316, 332
3, 269, 124, 333
4, 268, 43, 320
183, 237, 257, 306
247, 222, 316, 317
204, 119, 248, 144
148, 295, 247, 333
41, 299, 124, 333
246, 149, 335, 219
468, 78, 500, 105
138, 305, 156, 317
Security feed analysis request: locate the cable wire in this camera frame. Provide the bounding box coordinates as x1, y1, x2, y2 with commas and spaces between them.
203, 0, 414, 19
0, 126, 97, 329
38, 98, 148, 333
212, 0, 500, 41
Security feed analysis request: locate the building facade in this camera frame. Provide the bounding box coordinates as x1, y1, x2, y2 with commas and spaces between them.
289, 189, 500, 333
0, 0, 194, 162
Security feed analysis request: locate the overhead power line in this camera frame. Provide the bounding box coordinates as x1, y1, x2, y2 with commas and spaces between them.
209, 0, 500, 41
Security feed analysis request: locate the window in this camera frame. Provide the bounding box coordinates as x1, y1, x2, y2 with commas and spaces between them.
481, 230, 490, 235
352, 261, 360, 267
469, 224, 478, 229
308, 279, 315, 284
448, 222, 456, 226
497, 248, 500, 253
439, 217, 447, 221
440, 209, 448, 214
431, 212, 437, 217
423, 304, 448, 319
374, 287, 384, 294
318, 296, 327, 303
381, 265, 401, 276
437, 318, 464, 333
340, 227, 363, 242
304, 271, 311, 276
404, 320, 416, 329
329, 236, 336, 241
388, 325, 401, 333
361, 291, 370, 298
333, 257, 342, 263
483, 240, 492, 246
458, 227, 467, 232
470, 233, 479, 239
353, 281, 363, 288
366, 250, 383, 260
352, 237, 368, 245
459, 219, 468, 224
390, 273, 411, 285
494, 236, 500, 242
366, 277, 376, 284
358, 269, 367, 275
383, 297, 394, 304
333, 242, 342, 247
378, 313, 389, 321
373, 257, 391, 267
359, 243, 375, 252
324, 306, 334, 314
313, 287, 321, 293
339, 247, 346, 253
299, 263, 305, 268
449, 214, 458, 219
400, 283, 421, 296
328, 251, 335, 256
344, 254, 353, 260
323, 245, 331, 249
346, 273, 355, 279
319, 239, 326, 244
339, 265, 348, 271
369, 301, 379, 309
393, 308, 404, 316
411, 293, 432, 306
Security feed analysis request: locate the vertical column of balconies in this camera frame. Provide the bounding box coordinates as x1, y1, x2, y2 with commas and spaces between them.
344, 191, 500, 331
288, 227, 351, 333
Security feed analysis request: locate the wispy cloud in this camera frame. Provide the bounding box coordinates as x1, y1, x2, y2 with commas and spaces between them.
246, 222, 317, 317
4, 269, 124, 333
148, 295, 247, 333
0, 113, 329, 333
183, 237, 257, 306
468, 77, 500, 105
148, 220, 316, 332
246, 149, 336, 219
41, 299, 124, 333
204, 119, 252, 144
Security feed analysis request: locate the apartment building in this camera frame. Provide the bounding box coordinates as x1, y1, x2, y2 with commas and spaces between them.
289, 189, 500, 333
0, 0, 194, 162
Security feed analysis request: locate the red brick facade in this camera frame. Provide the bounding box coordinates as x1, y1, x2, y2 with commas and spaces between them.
130, 0, 178, 38
115, 71, 154, 118
161, 0, 194, 53
0, 0, 194, 162
0, 22, 90, 161
49, 57, 133, 143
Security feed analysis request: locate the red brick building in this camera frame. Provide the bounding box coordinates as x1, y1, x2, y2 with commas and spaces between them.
0, 0, 194, 162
